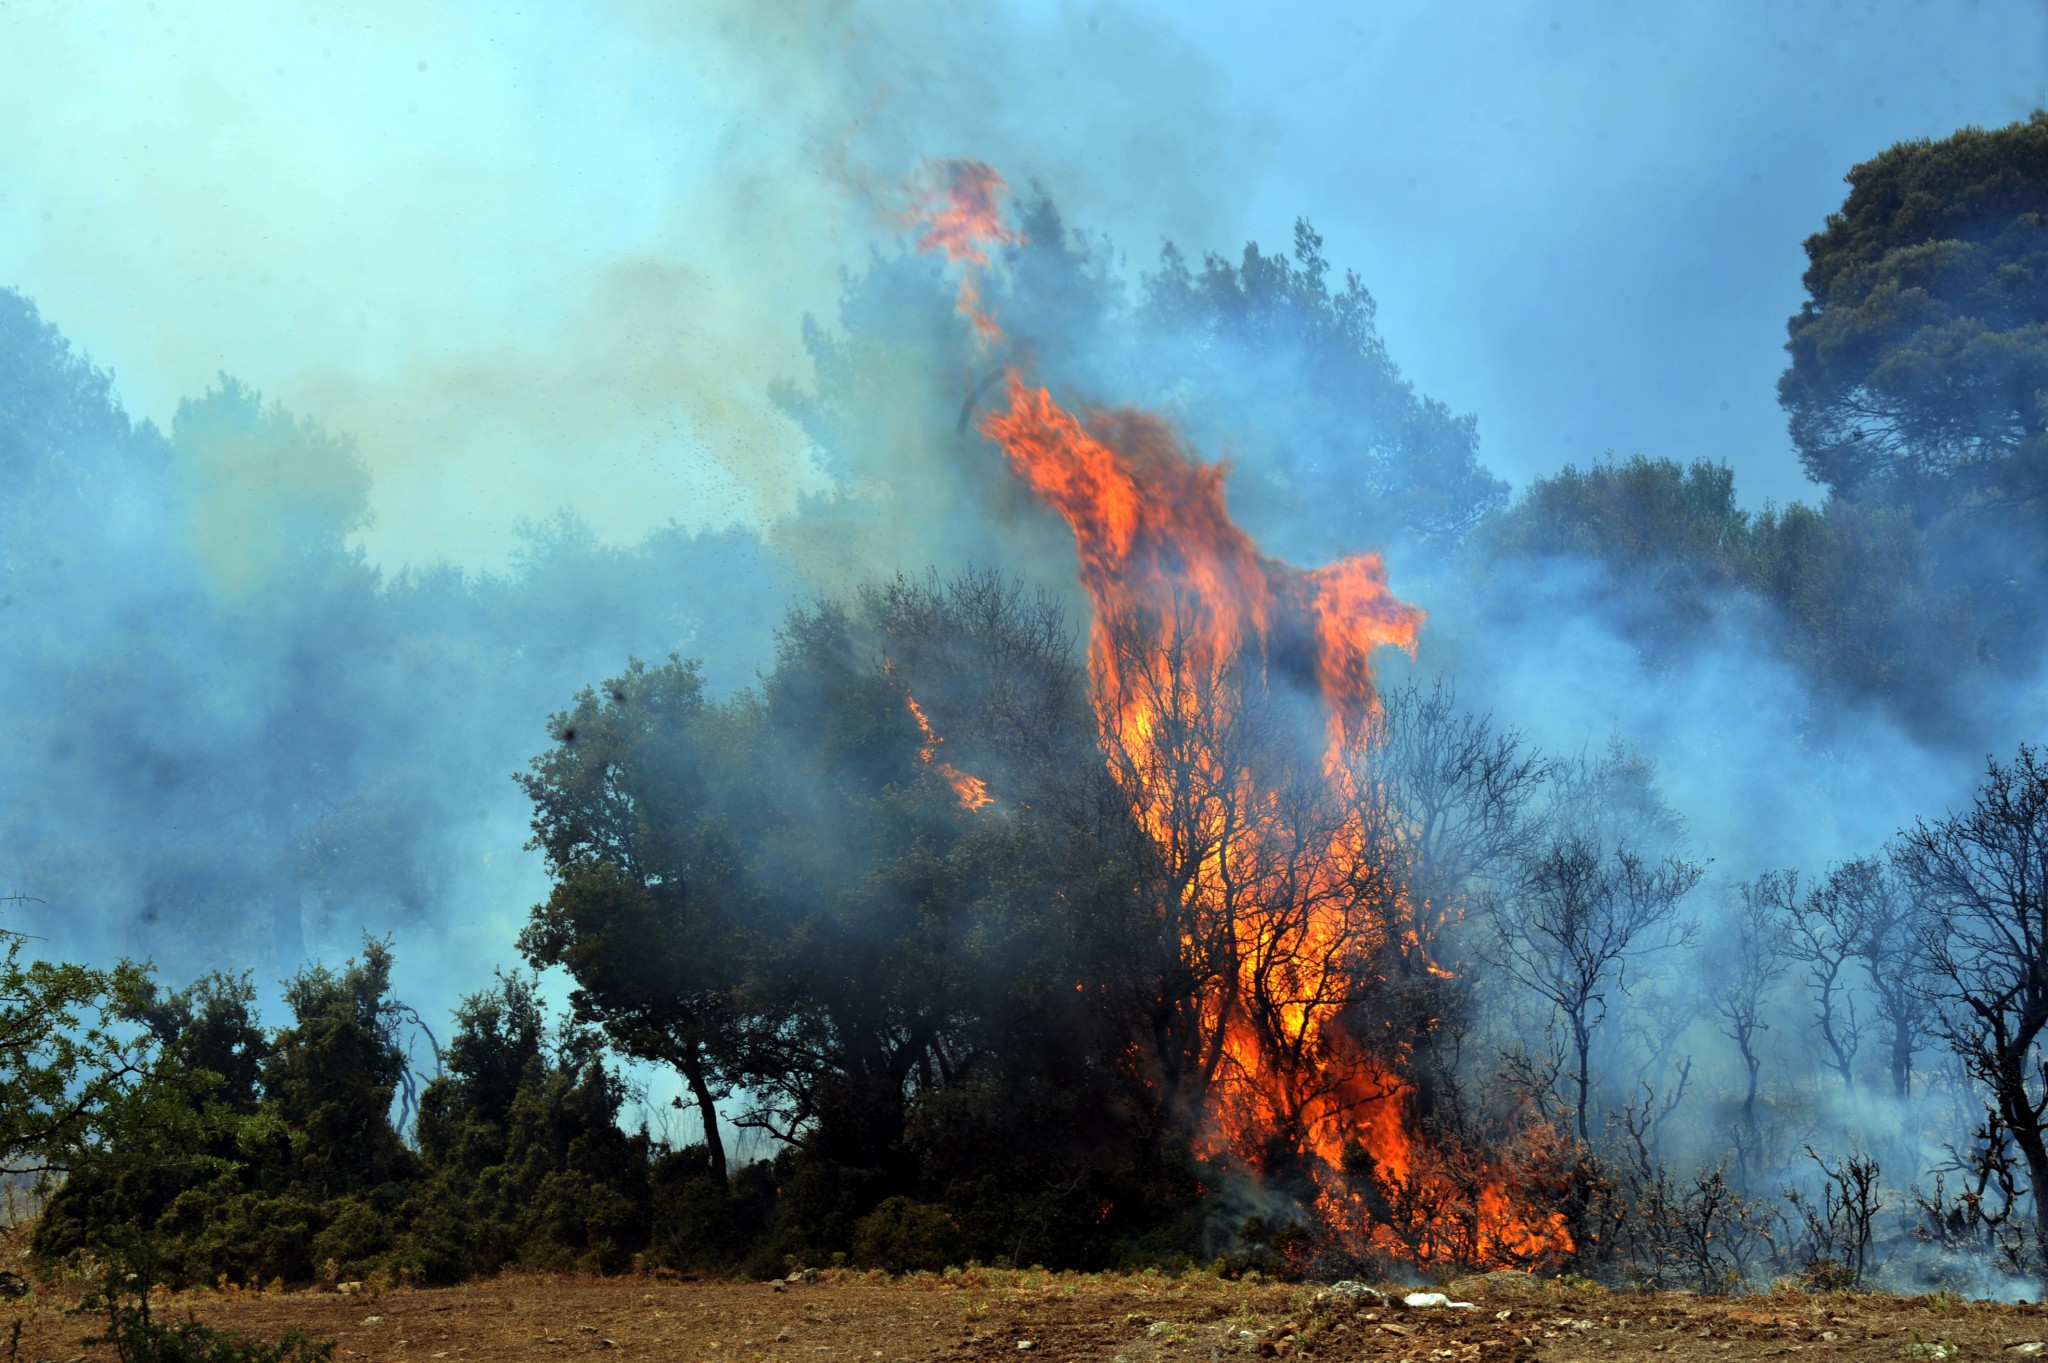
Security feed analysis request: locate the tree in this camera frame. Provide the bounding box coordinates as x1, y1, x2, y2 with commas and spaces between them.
1709, 876, 1789, 1172
261, 941, 417, 1200
414, 973, 653, 1277
1087, 596, 1413, 1170
1891, 744, 2048, 1266
0, 913, 153, 1176
1372, 679, 1548, 913
1772, 869, 1864, 1089
1472, 456, 1979, 722
129, 971, 271, 1114
517, 656, 744, 1184
1485, 749, 1702, 1141
1781, 112, 2048, 514
1783, 857, 1928, 1097
1138, 219, 1509, 554
519, 571, 1102, 1197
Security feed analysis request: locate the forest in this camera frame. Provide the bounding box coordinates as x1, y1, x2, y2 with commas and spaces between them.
4, 111, 2048, 1313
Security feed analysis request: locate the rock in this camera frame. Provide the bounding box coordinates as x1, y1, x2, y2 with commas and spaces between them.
1311, 1281, 1389, 1315
786, 1267, 821, 1284
1402, 1292, 1475, 1309
1016, 1341, 1035, 1351
768, 1281, 786, 1292
336, 1281, 364, 1296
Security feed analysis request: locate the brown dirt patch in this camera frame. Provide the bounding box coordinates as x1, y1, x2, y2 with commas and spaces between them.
3, 1268, 2044, 1362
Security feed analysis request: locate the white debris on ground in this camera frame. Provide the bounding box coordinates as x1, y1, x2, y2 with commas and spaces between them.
1403, 1292, 1477, 1309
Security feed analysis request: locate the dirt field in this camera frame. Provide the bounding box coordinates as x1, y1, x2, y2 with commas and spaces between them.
5, 1266, 2046, 1363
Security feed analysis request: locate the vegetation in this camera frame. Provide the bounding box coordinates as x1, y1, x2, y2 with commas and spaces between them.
7, 114, 2048, 1302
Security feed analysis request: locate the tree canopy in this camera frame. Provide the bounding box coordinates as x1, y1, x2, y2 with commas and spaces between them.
1781, 112, 2048, 518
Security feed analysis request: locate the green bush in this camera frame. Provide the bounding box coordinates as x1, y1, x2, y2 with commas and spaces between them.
852, 1197, 966, 1273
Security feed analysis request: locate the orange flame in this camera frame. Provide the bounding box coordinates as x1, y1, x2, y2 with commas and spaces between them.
906, 693, 993, 812
904, 159, 1568, 1267
905, 158, 1022, 343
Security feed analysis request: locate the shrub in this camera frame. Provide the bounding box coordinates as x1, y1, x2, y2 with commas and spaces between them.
852, 1197, 965, 1273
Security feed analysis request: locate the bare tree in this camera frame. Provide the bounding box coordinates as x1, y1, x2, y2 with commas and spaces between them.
1783, 1146, 1883, 1288
1373, 678, 1550, 913
1892, 745, 2048, 1268
1367, 678, 1551, 1130
1092, 595, 1404, 1162
1711, 876, 1790, 1173
1777, 857, 1927, 1097
1834, 859, 1928, 1098
1485, 745, 1702, 1142
1488, 832, 1702, 1141
1773, 867, 1864, 1089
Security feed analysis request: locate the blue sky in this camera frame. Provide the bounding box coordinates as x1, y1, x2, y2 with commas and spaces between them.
3, 0, 2043, 569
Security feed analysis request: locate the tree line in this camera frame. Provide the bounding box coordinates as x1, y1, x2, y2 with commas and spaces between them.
5, 111, 2048, 1290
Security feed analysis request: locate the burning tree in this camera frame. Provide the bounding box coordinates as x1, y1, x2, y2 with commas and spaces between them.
904, 162, 1571, 1267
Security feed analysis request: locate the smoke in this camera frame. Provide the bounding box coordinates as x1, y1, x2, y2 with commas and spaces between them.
5, 0, 2048, 1286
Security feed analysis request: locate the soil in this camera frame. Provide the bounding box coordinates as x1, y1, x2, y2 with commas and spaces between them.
4, 1266, 2044, 1363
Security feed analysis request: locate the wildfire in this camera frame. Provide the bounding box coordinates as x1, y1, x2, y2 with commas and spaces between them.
906, 693, 993, 812
905, 159, 1568, 1267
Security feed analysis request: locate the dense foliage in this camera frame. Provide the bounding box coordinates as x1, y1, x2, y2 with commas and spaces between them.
1779, 110, 2048, 675
1471, 454, 1978, 728
30, 947, 683, 1287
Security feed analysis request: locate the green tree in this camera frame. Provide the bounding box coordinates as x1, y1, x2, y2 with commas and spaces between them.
262, 941, 415, 1199
129, 972, 271, 1115
518, 571, 1117, 1265
0, 913, 154, 1177
516, 657, 745, 1184
1781, 112, 2048, 514
1473, 454, 1978, 721
1140, 219, 1509, 552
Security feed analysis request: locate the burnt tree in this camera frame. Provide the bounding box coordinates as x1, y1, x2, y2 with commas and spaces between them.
1893, 745, 2048, 1268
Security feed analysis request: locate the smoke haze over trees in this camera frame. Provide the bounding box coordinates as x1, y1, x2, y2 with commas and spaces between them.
5, 100, 2048, 1293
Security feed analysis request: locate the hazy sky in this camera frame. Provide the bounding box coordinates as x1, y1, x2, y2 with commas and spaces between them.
4, 0, 2043, 571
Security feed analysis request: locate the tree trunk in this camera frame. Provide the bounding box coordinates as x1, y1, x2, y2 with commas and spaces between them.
680, 1052, 728, 1185
1572, 1014, 1593, 1142
1889, 1014, 1913, 1098
1993, 1044, 2048, 1285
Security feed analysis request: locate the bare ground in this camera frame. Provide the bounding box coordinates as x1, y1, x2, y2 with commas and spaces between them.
5, 1266, 2045, 1363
